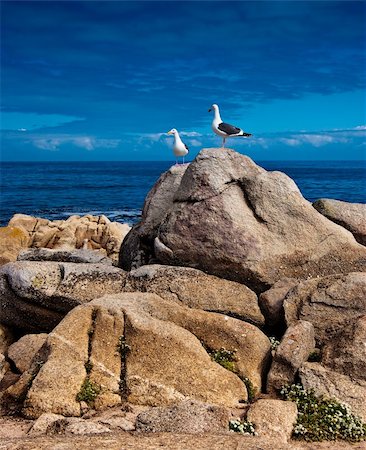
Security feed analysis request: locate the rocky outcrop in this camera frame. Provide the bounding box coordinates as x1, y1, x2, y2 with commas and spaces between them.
124, 264, 264, 326
284, 272, 366, 346
313, 199, 366, 246
120, 149, 366, 292
18, 248, 113, 265
8, 334, 48, 374
120, 165, 187, 269
8, 214, 130, 263
0, 261, 127, 332
267, 321, 315, 394
247, 399, 297, 443
299, 362, 366, 422
135, 400, 230, 434
0, 226, 29, 266
1, 292, 271, 418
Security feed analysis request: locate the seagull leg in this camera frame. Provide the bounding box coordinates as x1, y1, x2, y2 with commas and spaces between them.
183, 156, 185, 164
222, 138, 226, 148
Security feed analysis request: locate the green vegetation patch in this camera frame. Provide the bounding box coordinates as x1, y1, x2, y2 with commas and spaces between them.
281, 384, 366, 442
229, 418, 256, 435
76, 379, 101, 406
210, 347, 237, 372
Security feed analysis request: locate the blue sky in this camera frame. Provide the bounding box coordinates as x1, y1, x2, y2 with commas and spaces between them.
1, 1, 365, 161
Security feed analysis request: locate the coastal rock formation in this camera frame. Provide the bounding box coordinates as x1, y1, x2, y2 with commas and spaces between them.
0, 261, 127, 332
120, 148, 366, 292
18, 248, 113, 265
1, 292, 271, 418
299, 362, 366, 422
124, 264, 264, 326
8, 214, 130, 263
135, 400, 231, 434
313, 198, 366, 245
0, 226, 29, 266
267, 321, 315, 394
7, 334, 48, 374
284, 272, 366, 346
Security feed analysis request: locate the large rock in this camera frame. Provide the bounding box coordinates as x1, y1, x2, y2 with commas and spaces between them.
284, 272, 366, 346
299, 362, 366, 421
120, 149, 366, 292
9, 214, 130, 263
124, 264, 264, 326
120, 165, 188, 269
2, 292, 271, 418
313, 198, 366, 246
267, 321, 315, 394
0, 261, 127, 332
135, 400, 231, 434
0, 226, 29, 266
18, 248, 113, 265
7, 334, 48, 373
247, 399, 297, 443
322, 315, 366, 381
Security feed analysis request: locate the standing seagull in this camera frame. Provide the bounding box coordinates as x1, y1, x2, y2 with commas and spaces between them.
208, 104, 252, 147
167, 128, 189, 164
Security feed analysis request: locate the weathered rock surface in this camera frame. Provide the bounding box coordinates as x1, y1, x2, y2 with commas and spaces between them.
47, 417, 111, 435
135, 400, 231, 434
120, 149, 366, 292
0, 324, 14, 354
120, 164, 188, 269
18, 248, 113, 265
267, 321, 315, 394
284, 272, 366, 346
8, 214, 130, 263
1, 292, 271, 418
0, 226, 29, 266
0, 354, 10, 383
322, 315, 366, 381
247, 399, 297, 442
313, 198, 366, 246
125, 264, 264, 326
0, 261, 127, 332
259, 278, 298, 329
28, 413, 65, 435
7, 334, 48, 374
299, 362, 366, 421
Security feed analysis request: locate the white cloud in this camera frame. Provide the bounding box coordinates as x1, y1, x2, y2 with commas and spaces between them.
31, 135, 121, 151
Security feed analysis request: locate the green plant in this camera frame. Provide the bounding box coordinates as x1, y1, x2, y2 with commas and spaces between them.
269, 336, 280, 351
308, 350, 321, 362
229, 418, 256, 435
210, 347, 237, 372
242, 376, 255, 403
76, 379, 101, 405
281, 384, 366, 442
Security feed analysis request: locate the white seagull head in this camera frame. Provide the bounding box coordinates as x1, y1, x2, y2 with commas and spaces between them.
208, 104, 219, 113
167, 128, 178, 135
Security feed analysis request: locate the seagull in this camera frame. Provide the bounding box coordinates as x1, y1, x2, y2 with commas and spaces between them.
167, 128, 189, 164
208, 104, 252, 147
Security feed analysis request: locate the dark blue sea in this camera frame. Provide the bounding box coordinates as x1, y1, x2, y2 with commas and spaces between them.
1, 160, 365, 227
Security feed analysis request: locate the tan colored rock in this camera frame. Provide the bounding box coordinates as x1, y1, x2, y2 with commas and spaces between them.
267, 321, 315, 394
0, 324, 14, 354
8, 214, 45, 234
0, 226, 29, 266
299, 362, 366, 421
322, 315, 366, 380
28, 413, 65, 435
247, 399, 297, 442
120, 149, 366, 292
22, 305, 93, 418
8, 334, 48, 374
125, 264, 264, 326
313, 198, 366, 245
284, 272, 366, 346
6, 292, 270, 418
135, 400, 231, 433
0, 261, 127, 332
47, 417, 111, 435
0, 354, 10, 383
259, 278, 298, 328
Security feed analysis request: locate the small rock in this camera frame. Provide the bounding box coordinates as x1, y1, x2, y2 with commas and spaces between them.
18, 248, 113, 265
0, 226, 29, 266
247, 399, 298, 442
267, 321, 315, 394
48, 418, 111, 435
136, 400, 231, 434
8, 333, 48, 373
28, 413, 65, 435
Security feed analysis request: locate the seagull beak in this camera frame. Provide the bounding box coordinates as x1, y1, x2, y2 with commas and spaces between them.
167, 131, 172, 135
208, 108, 212, 112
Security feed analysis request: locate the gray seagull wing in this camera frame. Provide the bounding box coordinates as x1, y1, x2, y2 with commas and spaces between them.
218, 122, 241, 135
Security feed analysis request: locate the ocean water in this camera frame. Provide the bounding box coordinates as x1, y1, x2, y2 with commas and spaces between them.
0, 160, 365, 227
